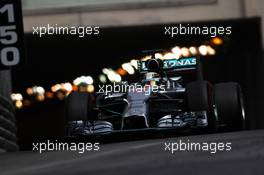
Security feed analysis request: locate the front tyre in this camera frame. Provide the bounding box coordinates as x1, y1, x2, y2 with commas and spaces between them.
65, 92, 94, 122
214, 82, 245, 131
186, 81, 216, 131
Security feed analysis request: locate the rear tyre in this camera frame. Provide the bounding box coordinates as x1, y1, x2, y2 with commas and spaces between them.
214, 82, 245, 131
66, 92, 94, 122
186, 81, 217, 131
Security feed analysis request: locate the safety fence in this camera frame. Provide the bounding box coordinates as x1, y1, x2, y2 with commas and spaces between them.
0, 70, 18, 152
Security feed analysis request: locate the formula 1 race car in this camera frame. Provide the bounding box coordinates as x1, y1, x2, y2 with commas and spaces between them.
65, 51, 245, 137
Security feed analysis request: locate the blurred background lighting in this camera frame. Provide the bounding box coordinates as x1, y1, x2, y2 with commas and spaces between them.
45, 92, 54, 98
171, 46, 181, 58
99, 74, 107, 83
154, 53, 163, 59
207, 46, 216, 55
116, 68, 127, 76
15, 100, 23, 109
34, 86, 45, 95
211, 37, 223, 45
141, 55, 152, 61
122, 63, 135, 75
11, 93, 23, 101
12, 40, 223, 110
198, 45, 208, 56
163, 52, 175, 60
181, 47, 190, 57
26, 88, 34, 95
51, 84, 62, 92
87, 85, 95, 93
73, 76, 93, 86
36, 94, 45, 101
130, 59, 138, 69
189, 46, 198, 55
105, 69, 122, 82
62, 82, 73, 92
102, 68, 110, 75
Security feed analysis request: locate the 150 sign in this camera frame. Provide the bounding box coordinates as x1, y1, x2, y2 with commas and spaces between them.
0, 0, 24, 68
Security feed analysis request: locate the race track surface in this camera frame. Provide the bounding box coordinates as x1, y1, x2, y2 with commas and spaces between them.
1, 130, 264, 175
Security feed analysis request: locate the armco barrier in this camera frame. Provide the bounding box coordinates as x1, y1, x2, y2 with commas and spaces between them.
0, 70, 18, 152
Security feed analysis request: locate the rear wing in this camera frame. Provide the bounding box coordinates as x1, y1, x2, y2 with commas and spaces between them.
138, 57, 197, 74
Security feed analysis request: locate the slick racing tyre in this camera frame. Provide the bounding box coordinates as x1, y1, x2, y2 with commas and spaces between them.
186, 81, 217, 130
214, 82, 245, 131
65, 92, 94, 122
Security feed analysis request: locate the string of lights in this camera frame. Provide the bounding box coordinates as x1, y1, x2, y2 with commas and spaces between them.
11, 37, 222, 109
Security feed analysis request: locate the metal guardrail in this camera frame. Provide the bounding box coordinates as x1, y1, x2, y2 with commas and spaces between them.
22, 0, 217, 16
0, 70, 18, 152
0, 95, 18, 151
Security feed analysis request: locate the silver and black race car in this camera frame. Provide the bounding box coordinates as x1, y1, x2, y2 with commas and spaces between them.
65, 52, 245, 137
